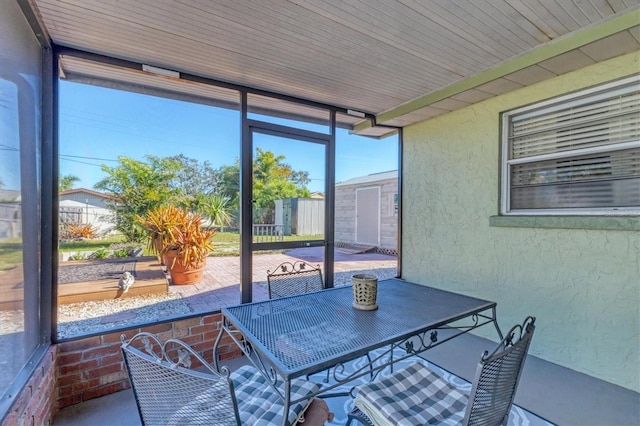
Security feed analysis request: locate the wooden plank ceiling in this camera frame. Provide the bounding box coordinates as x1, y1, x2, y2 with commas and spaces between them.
32, 0, 640, 135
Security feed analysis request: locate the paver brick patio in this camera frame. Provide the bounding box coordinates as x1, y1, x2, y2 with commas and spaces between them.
170, 247, 398, 312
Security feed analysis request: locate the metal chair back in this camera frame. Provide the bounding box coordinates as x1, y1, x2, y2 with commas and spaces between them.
267, 260, 324, 299
463, 316, 536, 426
121, 332, 240, 425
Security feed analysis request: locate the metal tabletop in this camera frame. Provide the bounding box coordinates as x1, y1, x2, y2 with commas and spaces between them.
215, 278, 502, 425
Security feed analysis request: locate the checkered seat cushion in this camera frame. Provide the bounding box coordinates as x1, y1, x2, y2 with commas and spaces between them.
166, 364, 319, 425
353, 362, 468, 426
232, 365, 321, 426
165, 384, 238, 425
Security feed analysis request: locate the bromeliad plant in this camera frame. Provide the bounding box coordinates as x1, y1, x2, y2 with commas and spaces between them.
137, 205, 186, 259
164, 211, 216, 268
138, 205, 215, 270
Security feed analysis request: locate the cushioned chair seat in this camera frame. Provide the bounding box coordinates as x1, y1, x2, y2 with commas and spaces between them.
348, 317, 536, 426
166, 365, 320, 425
354, 362, 468, 426
122, 332, 322, 426
232, 365, 321, 425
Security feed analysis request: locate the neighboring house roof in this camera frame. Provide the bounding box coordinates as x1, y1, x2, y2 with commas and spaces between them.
310, 192, 325, 199
59, 188, 116, 200
336, 170, 398, 187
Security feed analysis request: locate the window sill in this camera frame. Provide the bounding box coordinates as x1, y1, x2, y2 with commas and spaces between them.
489, 215, 640, 231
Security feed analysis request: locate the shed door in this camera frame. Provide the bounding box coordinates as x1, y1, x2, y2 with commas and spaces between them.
356, 187, 380, 245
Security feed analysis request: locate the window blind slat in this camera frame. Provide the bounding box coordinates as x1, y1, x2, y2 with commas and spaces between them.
512, 93, 640, 133
511, 113, 639, 158
511, 148, 640, 187
513, 113, 639, 147
512, 90, 640, 129
504, 78, 640, 212
510, 178, 640, 209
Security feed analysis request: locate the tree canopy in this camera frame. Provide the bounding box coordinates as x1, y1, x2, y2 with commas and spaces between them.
252, 148, 310, 223
93, 150, 310, 241
94, 156, 181, 241
59, 174, 80, 192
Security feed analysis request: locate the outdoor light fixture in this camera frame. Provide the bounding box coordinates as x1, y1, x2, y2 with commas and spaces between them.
347, 109, 366, 118
142, 64, 180, 78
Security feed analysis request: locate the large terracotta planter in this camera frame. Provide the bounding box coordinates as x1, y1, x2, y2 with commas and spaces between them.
165, 250, 206, 285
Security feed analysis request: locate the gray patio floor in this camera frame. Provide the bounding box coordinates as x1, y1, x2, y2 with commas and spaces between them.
53, 249, 639, 424
53, 330, 640, 426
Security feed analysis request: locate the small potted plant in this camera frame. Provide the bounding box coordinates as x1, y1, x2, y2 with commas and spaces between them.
162, 210, 216, 285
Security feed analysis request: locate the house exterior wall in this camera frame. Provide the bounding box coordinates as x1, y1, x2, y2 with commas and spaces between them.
59, 192, 110, 209
402, 51, 639, 392
59, 192, 115, 235
0, 202, 21, 239
335, 177, 398, 250
334, 187, 355, 243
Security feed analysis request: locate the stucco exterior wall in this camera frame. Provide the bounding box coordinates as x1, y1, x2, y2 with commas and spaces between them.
402, 52, 639, 391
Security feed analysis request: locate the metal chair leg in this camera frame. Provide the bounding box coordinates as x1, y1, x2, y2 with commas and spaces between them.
346, 407, 375, 426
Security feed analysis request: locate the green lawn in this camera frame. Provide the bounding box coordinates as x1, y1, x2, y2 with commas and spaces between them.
211, 231, 323, 256
4, 230, 321, 270
59, 236, 129, 252
58, 232, 322, 258
0, 240, 23, 272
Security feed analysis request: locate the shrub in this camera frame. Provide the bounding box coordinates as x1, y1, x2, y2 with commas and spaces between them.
90, 248, 109, 259
113, 248, 129, 258
60, 223, 98, 240
109, 242, 139, 258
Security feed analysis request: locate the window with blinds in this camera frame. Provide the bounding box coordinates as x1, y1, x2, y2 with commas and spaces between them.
501, 76, 640, 215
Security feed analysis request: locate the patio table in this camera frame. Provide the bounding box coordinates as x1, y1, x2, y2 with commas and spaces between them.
213, 278, 503, 426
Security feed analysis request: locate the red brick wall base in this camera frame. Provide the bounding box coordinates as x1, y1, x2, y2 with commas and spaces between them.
2, 312, 242, 425
2, 346, 57, 426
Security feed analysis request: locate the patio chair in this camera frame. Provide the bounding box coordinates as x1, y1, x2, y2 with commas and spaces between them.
121, 332, 320, 426
267, 260, 324, 299
346, 316, 536, 426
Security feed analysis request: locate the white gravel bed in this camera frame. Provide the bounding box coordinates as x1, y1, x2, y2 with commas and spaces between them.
334, 267, 397, 286
57, 293, 190, 339
4, 266, 398, 339
0, 310, 25, 334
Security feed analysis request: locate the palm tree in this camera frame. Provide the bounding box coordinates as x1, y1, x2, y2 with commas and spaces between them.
199, 194, 233, 230
59, 174, 80, 192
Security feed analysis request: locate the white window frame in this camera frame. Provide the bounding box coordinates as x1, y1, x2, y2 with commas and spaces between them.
500, 75, 640, 216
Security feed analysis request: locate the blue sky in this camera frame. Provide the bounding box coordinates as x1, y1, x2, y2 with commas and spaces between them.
59, 81, 398, 193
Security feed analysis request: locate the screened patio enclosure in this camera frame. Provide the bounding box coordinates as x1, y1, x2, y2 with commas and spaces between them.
53, 47, 401, 301
1, 0, 639, 423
